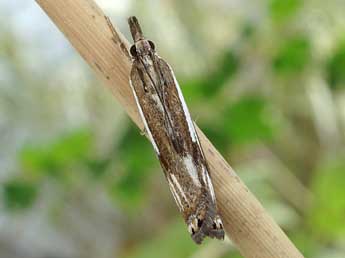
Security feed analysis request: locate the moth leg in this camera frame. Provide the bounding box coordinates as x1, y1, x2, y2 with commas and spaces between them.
187, 216, 199, 235
140, 127, 147, 136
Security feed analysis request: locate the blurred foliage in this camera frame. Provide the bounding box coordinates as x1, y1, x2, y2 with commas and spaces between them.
269, 0, 302, 22
309, 158, 345, 239
327, 42, 345, 90
223, 96, 275, 145
124, 220, 197, 258
202, 96, 276, 152
273, 37, 311, 75
183, 49, 239, 100
3, 180, 38, 211
6, 126, 157, 214
200, 49, 239, 97
1, 0, 345, 258
108, 124, 156, 211
19, 129, 92, 180
290, 231, 319, 257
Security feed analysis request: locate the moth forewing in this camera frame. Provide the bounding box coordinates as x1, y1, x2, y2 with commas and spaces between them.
128, 16, 224, 244
163, 61, 217, 203
129, 76, 160, 155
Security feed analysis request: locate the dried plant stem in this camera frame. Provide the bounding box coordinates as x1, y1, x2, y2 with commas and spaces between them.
36, 0, 304, 257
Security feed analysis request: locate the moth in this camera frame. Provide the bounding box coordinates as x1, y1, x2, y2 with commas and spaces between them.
128, 16, 224, 244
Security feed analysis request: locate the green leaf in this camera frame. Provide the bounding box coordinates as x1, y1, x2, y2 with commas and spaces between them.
327, 42, 345, 90
201, 50, 239, 97
86, 159, 108, 179
118, 124, 155, 172
289, 231, 318, 257
309, 158, 345, 239
273, 37, 311, 74
20, 147, 58, 177
19, 129, 92, 179
223, 96, 275, 145
181, 49, 239, 100
110, 124, 155, 209
180, 79, 205, 103
202, 126, 229, 153
269, 0, 302, 22
3, 180, 38, 211
49, 129, 92, 165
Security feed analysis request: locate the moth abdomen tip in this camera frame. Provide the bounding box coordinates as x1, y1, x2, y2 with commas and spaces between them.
188, 214, 225, 244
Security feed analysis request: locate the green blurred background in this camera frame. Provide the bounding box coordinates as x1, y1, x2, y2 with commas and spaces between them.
1, 0, 345, 257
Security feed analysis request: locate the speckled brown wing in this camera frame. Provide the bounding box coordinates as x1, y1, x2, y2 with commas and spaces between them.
153, 55, 224, 243
129, 51, 224, 243
130, 57, 201, 215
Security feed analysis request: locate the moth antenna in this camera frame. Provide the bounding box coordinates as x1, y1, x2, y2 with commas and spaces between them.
128, 16, 144, 42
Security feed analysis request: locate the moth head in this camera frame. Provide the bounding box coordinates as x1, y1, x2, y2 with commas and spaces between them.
130, 40, 155, 58
128, 16, 156, 58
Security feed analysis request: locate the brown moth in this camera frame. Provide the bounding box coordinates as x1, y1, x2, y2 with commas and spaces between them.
128, 16, 224, 244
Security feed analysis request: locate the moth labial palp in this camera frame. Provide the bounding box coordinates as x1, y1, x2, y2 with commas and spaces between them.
127, 16, 225, 244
